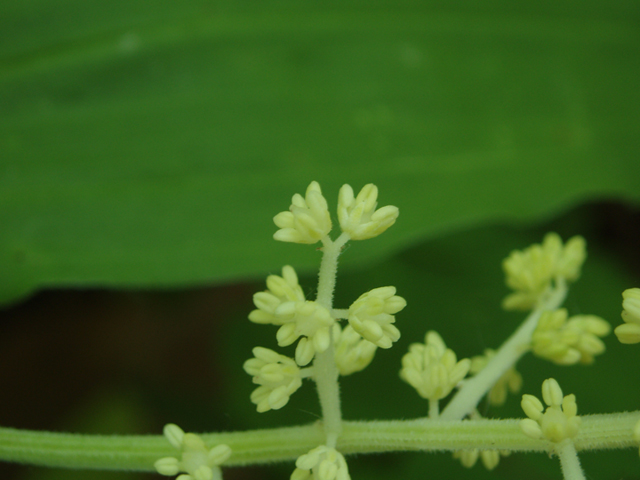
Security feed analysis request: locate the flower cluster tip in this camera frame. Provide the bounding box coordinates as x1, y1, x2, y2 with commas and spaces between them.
273, 181, 399, 244
502, 233, 586, 311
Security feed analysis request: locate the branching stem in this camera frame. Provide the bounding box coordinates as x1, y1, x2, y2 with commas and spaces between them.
441, 279, 568, 420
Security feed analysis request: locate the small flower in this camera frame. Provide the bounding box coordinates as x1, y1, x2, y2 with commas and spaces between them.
520, 378, 581, 443
291, 445, 350, 480
154, 424, 231, 480
243, 347, 303, 412
273, 181, 332, 244
333, 323, 378, 376
469, 349, 522, 406
502, 233, 586, 311
400, 331, 471, 401
337, 183, 399, 240
532, 309, 610, 365
347, 286, 405, 348
615, 288, 640, 344
249, 266, 306, 325
275, 300, 335, 366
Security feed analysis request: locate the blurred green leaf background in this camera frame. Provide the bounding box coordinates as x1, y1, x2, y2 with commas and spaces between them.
1, 1, 639, 480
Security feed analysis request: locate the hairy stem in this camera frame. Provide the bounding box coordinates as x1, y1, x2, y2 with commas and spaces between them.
1, 412, 637, 471
314, 232, 350, 446
429, 400, 439, 419
555, 440, 586, 480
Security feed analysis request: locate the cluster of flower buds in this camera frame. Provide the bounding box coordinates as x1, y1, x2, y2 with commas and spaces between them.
248, 265, 306, 325
347, 287, 405, 349
273, 181, 332, 244
531, 309, 610, 365
502, 233, 586, 310
400, 331, 470, 404
245, 182, 404, 416
154, 424, 232, 480
243, 347, 304, 412
337, 184, 399, 240
273, 181, 398, 244
520, 378, 580, 443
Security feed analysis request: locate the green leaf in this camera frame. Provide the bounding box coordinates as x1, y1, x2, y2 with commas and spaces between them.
2, 1, 639, 304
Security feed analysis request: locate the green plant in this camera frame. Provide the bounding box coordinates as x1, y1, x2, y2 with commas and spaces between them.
1, 181, 638, 480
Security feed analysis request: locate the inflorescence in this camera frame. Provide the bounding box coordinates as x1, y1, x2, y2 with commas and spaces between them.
149, 181, 639, 480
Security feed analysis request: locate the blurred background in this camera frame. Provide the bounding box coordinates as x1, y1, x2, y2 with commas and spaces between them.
1, 1, 639, 479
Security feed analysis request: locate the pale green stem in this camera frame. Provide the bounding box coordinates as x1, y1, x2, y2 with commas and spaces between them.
555, 439, 586, 480
331, 308, 349, 320
313, 349, 342, 448
313, 232, 350, 448
429, 400, 439, 419
316, 233, 349, 308
441, 279, 568, 421
1, 412, 637, 471
300, 368, 315, 379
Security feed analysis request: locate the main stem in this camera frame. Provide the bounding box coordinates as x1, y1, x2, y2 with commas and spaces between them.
313, 233, 350, 448
2, 412, 638, 470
